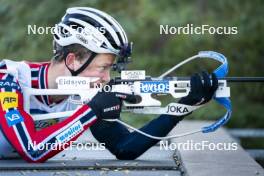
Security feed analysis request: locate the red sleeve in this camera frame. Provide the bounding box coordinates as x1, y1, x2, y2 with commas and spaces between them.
0, 73, 97, 162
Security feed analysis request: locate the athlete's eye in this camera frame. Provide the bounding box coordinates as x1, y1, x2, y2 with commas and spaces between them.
98, 66, 110, 72
97, 66, 105, 71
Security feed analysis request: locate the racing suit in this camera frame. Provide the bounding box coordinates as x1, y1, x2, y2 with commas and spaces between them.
0, 59, 183, 162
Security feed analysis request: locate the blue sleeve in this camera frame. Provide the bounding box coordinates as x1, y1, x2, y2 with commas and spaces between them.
90, 115, 184, 160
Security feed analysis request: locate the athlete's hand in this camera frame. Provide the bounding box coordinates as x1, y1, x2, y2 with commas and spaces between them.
88, 91, 137, 120
178, 71, 218, 106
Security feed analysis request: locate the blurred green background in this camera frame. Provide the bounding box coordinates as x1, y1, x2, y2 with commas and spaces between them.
0, 0, 263, 129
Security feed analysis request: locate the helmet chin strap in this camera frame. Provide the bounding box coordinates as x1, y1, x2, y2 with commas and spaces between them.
64, 52, 97, 76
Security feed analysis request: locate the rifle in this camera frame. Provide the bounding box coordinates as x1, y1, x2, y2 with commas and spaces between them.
23, 51, 264, 139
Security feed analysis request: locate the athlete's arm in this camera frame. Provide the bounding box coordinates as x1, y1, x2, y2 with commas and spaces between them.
90, 72, 218, 160
90, 115, 183, 160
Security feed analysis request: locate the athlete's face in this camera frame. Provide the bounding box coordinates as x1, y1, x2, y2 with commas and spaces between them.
66, 53, 115, 85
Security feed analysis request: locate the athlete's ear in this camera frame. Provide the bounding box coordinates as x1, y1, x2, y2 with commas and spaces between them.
65, 53, 78, 71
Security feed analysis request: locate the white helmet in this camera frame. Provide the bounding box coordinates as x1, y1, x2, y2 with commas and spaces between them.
53, 7, 132, 73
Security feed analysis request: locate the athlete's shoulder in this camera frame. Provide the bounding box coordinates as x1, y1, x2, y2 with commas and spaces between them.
24, 60, 50, 69
0, 59, 28, 71
0, 59, 34, 88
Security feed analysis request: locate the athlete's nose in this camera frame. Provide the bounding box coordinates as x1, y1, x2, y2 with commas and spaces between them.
101, 71, 110, 83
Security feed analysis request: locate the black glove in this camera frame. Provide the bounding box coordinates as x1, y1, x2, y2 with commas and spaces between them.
88, 91, 137, 120
178, 71, 218, 106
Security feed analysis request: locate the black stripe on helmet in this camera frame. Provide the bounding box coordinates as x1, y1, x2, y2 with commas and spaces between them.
62, 13, 119, 50
80, 9, 125, 47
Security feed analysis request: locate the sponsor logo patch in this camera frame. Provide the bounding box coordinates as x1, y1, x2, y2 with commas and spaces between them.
121, 70, 146, 80
166, 105, 189, 114
0, 80, 21, 91
56, 121, 83, 144
140, 81, 169, 93
0, 92, 18, 111
5, 109, 24, 126
103, 105, 120, 112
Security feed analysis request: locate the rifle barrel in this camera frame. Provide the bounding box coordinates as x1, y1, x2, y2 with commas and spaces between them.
114, 76, 264, 83
176, 77, 264, 82
221, 77, 264, 82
